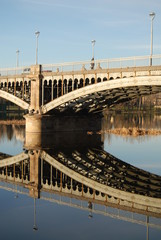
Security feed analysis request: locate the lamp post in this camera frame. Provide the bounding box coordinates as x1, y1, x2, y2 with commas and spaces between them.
91, 40, 96, 60
35, 31, 40, 65
16, 49, 20, 68
91, 40, 96, 69
149, 12, 155, 66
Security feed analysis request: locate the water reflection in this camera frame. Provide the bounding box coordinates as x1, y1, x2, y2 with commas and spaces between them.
103, 112, 161, 130
0, 131, 161, 233
0, 114, 161, 239
0, 123, 25, 143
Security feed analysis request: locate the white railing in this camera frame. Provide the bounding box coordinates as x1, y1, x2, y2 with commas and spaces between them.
42, 54, 161, 73
41, 191, 161, 230
0, 55, 161, 77
0, 66, 31, 77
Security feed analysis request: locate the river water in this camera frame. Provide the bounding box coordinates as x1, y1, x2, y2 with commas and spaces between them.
0, 112, 161, 240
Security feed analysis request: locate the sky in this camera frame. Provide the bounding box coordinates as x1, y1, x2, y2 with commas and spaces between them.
0, 0, 161, 68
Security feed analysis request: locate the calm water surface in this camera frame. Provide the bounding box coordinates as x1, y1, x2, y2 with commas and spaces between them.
0, 113, 161, 240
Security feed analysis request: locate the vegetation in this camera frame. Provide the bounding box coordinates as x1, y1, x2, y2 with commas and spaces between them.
104, 127, 161, 136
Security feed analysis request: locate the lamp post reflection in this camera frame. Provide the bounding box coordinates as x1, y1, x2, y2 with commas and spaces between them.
33, 198, 38, 231
14, 184, 18, 199
146, 216, 149, 240
88, 201, 93, 219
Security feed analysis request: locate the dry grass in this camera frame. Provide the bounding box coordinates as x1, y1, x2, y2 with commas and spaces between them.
103, 127, 161, 136
0, 120, 25, 125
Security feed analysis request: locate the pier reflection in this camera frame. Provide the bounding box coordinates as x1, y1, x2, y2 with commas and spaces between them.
0, 131, 161, 234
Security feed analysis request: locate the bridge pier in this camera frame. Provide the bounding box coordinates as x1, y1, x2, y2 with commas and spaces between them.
28, 65, 43, 114
27, 150, 41, 199
24, 114, 102, 149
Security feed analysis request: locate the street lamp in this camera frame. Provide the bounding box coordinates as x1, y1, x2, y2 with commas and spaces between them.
35, 30, 40, 65
91, 39, 96, 59
149, 12, 155, 66
16, 49, 20, 68
91, 40, 96, 69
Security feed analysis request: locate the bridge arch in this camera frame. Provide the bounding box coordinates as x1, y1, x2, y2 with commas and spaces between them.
0, 90, 29, 110
42, 76, 161, 114
0, 152, 29, 168
43, 151, 161, 210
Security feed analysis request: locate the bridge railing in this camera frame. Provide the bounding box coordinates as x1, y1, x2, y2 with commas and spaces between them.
0, 66, 31, 77
42, 54, 161, 73
0, 55, 161, 77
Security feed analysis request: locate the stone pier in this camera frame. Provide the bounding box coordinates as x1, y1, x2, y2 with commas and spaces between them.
27, 150, 41, 198
28, 64, 43, 114
24, 114, 102, 149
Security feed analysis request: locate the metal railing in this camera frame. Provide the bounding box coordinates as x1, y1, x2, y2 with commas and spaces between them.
0, 66, 31, 77
41, 191, 161, 230
42, 54, 161, 73
0, 54, 161, 77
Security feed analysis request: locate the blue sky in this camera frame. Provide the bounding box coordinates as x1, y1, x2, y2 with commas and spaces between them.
1, 0, 161, 67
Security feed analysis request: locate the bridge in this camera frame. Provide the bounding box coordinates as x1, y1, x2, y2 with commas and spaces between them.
0, 55, 161, 116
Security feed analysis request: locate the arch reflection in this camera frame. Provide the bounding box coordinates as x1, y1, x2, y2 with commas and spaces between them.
0, 130, 161, 233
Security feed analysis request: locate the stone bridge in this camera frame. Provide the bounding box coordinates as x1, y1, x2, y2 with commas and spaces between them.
0, 54, 161, 115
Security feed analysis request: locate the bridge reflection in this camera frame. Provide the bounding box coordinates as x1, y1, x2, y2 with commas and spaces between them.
0, 131, 161, 232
